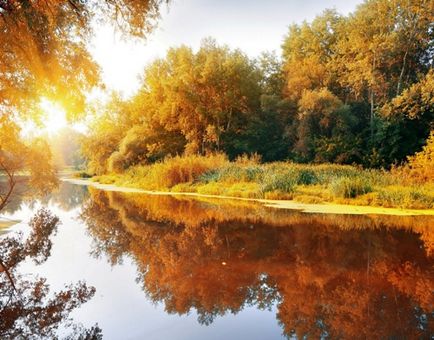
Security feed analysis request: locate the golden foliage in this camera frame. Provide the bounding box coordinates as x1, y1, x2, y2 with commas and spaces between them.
406, 131, 434, 182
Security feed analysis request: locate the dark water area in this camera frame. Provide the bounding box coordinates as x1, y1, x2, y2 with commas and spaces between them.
0, 181, 433, 339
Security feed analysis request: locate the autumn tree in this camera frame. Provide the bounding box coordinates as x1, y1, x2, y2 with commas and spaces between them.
377, 69, 434, 165
280, 0, 434, 165
294, 88, 343, 161
144, 39, 262, 155
0, 0, 167, 200
282, 9, 343, 102
334, 0, 434, 138
0, 0, 166, 117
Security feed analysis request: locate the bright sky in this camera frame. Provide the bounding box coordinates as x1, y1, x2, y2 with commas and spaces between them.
89, 0, 363, 97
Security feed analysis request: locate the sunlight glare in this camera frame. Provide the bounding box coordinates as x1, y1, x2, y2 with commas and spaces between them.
39, 98, 67, 134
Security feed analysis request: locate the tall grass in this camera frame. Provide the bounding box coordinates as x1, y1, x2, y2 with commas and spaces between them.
329, 177, 372, 198
94, 155, 434, 209
120, 153, 228, 190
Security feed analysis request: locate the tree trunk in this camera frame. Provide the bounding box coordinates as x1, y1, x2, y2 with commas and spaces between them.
0, 162, 16, 212
396, 50, 408, 96
370, 89, 374, 141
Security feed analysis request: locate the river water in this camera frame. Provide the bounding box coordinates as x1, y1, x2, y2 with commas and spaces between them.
0, 181, 433, 339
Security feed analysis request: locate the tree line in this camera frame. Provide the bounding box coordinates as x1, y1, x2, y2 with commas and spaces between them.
83, 0, 434, 175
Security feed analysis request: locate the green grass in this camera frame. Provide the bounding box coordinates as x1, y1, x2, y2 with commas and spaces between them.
329, 177, 372, 198
92, 155, 434, 209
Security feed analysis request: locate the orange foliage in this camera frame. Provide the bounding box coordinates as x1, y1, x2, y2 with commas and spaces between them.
406, 131, 434, 182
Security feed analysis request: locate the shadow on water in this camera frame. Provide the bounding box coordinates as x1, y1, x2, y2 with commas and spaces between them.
81, 187, 434, 339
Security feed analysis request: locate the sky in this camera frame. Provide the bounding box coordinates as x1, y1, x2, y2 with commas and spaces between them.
89, 0, 363, 97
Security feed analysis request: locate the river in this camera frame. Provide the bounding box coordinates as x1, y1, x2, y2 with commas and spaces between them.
0, 181, 433, 339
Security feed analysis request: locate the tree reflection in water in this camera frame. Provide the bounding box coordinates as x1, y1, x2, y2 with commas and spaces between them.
82, 188, 434, 339
0, 208, 101, 339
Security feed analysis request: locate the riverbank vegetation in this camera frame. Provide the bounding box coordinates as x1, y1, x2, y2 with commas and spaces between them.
93, 151, 434, 209
81, 0, 434, 210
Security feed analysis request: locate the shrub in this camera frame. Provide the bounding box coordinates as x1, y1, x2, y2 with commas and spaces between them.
329, 177, 372, 198
297, 169, 318, 185
264, 190, 294, 200
260, 171, 297, 194
234, 153, 262, 165
73, 171, 93, 178
225, 182, 262, 199
200, 164, 264, 184
405, 131, 434, 182
376, 187, 434, 209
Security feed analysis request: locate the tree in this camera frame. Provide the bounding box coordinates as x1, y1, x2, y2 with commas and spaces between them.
0, 0, 167, 118
107, 123, 186, 172
0, 209, 101, 338
378, 70, 434, 164
143, 40, 262, 155
0, 117, 58, 211
282, 10, 343, 102
405, 130, 434, 182
279, 0, 434, 166
0, 0, 167, 200
334, 0, 434, 139
295, 88, 343, 161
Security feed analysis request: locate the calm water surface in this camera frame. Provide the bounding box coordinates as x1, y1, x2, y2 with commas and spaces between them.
1, 181, 433, 339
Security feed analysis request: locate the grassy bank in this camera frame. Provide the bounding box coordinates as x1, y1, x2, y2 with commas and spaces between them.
89, 154, 434, 210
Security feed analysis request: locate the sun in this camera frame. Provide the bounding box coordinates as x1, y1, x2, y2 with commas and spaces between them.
39, 98, 67, 134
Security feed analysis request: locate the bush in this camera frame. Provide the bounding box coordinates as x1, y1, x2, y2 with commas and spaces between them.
376, 187, 434, 209
92, 154, 434, 209
260, 171, 297, 194
264, 190, 294, 200
329, 177, 372, 198
73, 171, 93, 178
297, 169, 318, 185
405, 131, 434, 182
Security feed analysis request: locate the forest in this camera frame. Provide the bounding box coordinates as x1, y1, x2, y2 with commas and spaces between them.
1, 0, 434, 211
78, 0, 434, 209
82, 1, 434, 172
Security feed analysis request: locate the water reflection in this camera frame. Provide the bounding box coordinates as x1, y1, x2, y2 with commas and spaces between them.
81, 188, 434, 339
0, 180, 88, 215
0, 208, 101, 339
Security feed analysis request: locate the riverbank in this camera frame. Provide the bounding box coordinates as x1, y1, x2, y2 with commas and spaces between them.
63, 177, 434, 216
78, 155, 434, 211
